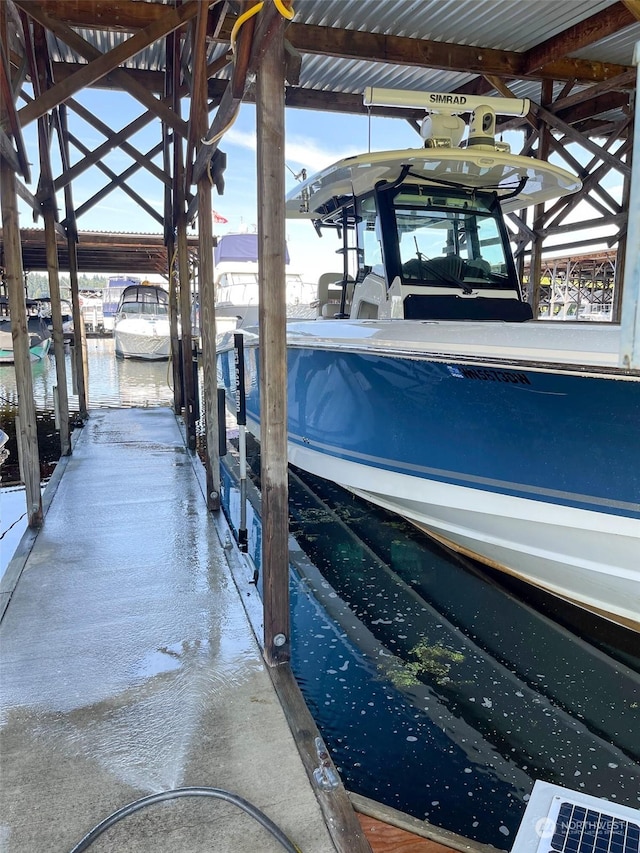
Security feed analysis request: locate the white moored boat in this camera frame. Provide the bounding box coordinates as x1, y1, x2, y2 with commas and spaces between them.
217, 89, 640, 633
213, 231, 316, 336
114, 282, 171, 361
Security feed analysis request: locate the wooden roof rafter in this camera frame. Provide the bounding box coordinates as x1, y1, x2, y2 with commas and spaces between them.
188, 0, 292, 216
1, 0, 635, 276
485, 75, 630, 258
15, 1, 636, 120
14, 0, 196, 137
0, 5, 30, 181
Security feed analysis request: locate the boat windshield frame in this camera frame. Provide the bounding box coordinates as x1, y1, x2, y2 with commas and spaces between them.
370, 183, 521, 294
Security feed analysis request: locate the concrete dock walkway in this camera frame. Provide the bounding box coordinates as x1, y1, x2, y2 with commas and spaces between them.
0, 407, 346, 852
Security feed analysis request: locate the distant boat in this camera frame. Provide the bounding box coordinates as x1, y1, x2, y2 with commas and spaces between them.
0, 298, 52, 364
114, 282, 171, 361
217, 89, 640, 633
102, 275, 140, 333
213, 232, 316, 336
39, 297, 74, 339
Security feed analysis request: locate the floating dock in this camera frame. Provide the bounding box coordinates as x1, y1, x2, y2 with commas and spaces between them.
0, 407, 369, 852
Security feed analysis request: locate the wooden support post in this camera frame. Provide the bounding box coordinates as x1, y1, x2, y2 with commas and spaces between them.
164, 33, 182, 415
58, 105, 88, 418
198, 178, 221, 511
256, 17, 290, 666
614, 96, 634, 325
0, 156, 43, 527
66, 223, 89, 419
43, 206, 71, 455
176, 171, 197, 448
528, 81, 553, 319
167, 236, 182, 413
30, 20, 72, 455
192, 3, 221, 510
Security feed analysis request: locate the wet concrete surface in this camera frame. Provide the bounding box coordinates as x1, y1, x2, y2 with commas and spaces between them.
0, 407, 337, 852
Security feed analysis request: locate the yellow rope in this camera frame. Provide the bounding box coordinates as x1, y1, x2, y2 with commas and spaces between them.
201, 106, 240, 148
230, 1, 264, 54
202, 0, 295, 149
230, 0, 294, 54
273, 0, 294, 19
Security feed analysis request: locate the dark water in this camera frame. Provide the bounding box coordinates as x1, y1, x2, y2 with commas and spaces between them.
2, 345, 639, 849
220, 442, 640, 850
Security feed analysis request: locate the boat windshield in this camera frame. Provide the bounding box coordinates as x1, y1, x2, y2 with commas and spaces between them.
120, 301, 168, 316
393, 187, 513, 288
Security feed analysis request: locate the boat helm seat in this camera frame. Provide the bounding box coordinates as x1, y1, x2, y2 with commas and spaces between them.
403, 254, 465, 282
464, 258, 492, 278
317, 272, 353, 318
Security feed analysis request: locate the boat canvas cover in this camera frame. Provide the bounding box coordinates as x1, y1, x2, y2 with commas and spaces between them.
214, 234, 290, 265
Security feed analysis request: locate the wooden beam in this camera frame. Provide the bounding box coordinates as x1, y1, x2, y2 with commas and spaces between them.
15, 1, 191, 137
46, 59, 632, 131
0, 34, 30, 180
66, 131, 164, 225
70, 95, 169, 184
216, 17, 631, 84
15, 0, 174, 32
185, 1, 213, 190
256, 13, 290, 667
51, 61, 166, 94
621, 0, 640, 21
522, 2, 637, 74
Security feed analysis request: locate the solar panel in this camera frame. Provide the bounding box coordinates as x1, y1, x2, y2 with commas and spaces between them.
511, 782, 640, 853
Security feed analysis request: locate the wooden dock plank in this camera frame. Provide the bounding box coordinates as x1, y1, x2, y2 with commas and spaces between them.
358, 812, 457, 853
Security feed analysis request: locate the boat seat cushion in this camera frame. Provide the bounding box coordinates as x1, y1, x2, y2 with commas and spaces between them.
403, 294, 534, 322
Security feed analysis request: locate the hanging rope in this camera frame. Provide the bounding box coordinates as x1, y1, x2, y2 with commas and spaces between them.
201, 0, 295, 149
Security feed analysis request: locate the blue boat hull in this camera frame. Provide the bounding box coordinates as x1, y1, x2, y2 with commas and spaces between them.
217, 323, 640, 631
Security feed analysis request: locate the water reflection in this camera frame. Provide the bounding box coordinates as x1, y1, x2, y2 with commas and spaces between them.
0, 338, 175, 575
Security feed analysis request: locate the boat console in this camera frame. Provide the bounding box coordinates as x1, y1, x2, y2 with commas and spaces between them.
286, 90, 581, 324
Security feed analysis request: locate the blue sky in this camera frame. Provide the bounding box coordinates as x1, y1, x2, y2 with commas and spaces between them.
17, 87, 621, 283
18, 87, 419, 281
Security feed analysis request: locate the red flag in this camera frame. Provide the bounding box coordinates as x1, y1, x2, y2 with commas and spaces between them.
212, 209, 228, 224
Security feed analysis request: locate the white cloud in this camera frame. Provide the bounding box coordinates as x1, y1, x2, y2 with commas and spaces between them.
285, 136, 358, 172
225, 126, 356, 173
225, 127, 257, 152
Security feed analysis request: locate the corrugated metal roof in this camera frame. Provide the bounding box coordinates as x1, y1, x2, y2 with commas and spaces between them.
291, 0, 620, 53
44, 0, 633, 94
572, 23, 640, 65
